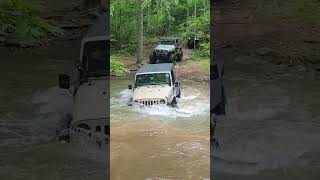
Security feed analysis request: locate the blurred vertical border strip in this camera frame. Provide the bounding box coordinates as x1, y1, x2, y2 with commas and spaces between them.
106, 1, 110, 180
210, 0, 227, 179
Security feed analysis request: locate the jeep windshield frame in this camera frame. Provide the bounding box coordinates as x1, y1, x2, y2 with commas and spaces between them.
135, 72, 172, 87
159, 39, 176, 45
81, 39, 109, 77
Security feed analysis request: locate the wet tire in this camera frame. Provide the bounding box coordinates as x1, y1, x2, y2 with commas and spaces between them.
171, 97, 178, 107
149, 53, 157, 64
178, 51, 183, 61
169, 54, 176, 64
56, 114, 72, 142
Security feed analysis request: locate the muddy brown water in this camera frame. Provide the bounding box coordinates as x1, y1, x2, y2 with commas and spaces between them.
0, 41, 108, 180
110, 79, 210, 180
213, 48, 320, 179
1, 38, 318, 180
0, 41, 210, 180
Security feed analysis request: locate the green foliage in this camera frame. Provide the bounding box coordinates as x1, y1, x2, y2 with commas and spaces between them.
110, 0, 138, 54
179, 10, 210, 39
199, 42, 210, 57
143, 0, 179, 36
191, 41, 210, 71
191, 50, 209, 71
0, 0, 63, 42
111, 0, 210, 55
198, 58, 210, 71
110, 58, 129, 76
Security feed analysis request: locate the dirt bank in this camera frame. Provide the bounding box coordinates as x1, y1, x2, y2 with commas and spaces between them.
0, 0, 102, 48
213, 0, 320, 71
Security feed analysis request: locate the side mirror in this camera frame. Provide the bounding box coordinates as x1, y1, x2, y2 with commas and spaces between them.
59, 74, 71, 89
128, 85, 132, 90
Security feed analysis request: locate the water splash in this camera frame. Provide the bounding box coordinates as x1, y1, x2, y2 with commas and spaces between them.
111, 86, 209, 119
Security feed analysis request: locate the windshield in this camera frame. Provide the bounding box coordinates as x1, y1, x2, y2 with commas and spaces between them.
82, 40, 109, 77
159, 40, 176, 45
135, 73, 171, 86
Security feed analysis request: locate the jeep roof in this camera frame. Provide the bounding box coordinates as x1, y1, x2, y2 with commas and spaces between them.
136, 63, 174, 74
160, 37, 179, 41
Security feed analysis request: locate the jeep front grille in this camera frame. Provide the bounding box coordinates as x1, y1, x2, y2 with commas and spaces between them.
140, 100, 159, 106
135, 99, 165, 106
156, 50, 167, 55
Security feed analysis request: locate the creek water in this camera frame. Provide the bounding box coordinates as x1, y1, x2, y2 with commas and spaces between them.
110, 79, 210, 180
0, 41, 108, 180
213, 51, 320, 179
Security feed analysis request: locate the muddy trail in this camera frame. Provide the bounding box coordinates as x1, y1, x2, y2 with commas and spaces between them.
212, 0, 320, 179
113, 47, 210, 82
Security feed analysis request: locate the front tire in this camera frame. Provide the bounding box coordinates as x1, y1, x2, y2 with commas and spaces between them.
149, 53, 157, 64
171, 97, 178, 107
178, 50, 183, 61
169, 54, 176, 64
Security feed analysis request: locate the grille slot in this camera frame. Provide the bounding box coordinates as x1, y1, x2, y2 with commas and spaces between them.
157, 50, 167, 56
137, 100, 161, 106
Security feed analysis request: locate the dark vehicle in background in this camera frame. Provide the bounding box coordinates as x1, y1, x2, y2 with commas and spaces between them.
187, 36, 200, 49
149, 37, 183, 64
187, 35, 209, 49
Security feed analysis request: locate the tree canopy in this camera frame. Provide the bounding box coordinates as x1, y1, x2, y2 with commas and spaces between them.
110, 0, 210, 55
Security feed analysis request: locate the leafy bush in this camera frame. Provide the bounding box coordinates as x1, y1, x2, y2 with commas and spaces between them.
179, 10, 210, 39
0, 0, 63, 42
199, 42, 210, 57
110, 58, 128, 76
191, 42, 210, 71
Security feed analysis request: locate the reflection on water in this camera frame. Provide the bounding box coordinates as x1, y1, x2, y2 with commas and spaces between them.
110, 79, 210, 180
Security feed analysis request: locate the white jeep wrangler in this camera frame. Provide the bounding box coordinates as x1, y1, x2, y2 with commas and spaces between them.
128, 63, 181, 107
57, 14, 109, 145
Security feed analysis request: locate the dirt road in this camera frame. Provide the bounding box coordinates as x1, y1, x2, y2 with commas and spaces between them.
113, 48, 210, 82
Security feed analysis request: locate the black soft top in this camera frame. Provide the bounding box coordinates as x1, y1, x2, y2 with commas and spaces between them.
160, 37, 179, 40
137, 63, 174, 74
84, 13, 109, 39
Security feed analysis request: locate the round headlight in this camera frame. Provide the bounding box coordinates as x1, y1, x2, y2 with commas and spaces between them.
160, 99, 166, 104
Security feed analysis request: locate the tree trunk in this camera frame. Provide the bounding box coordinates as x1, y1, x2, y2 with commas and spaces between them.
136, 0, 144, 65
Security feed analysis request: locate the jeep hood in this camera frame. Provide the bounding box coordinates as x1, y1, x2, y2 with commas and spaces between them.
133, 85, 172, 100
155, 45, 175, 52
73, 78, 109, 122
